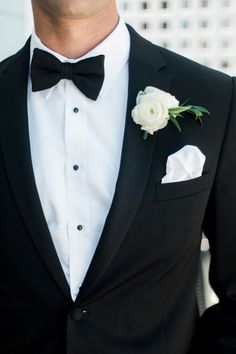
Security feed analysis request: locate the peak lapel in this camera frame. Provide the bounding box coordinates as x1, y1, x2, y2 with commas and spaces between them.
0, 40, 71, 300
78, 27, 172, 302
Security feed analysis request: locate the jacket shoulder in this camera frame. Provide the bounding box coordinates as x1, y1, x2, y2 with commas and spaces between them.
0, 55, 15, 73
157, 45, 231, 83
127, 24, 231, 87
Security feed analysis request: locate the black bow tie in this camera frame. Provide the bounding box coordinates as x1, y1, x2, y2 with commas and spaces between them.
31, 48, 105, 100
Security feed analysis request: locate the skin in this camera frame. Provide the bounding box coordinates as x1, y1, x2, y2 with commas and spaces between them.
31, 0, 119, 58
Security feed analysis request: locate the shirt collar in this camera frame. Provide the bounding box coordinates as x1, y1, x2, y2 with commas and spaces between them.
30, 18, 130, 99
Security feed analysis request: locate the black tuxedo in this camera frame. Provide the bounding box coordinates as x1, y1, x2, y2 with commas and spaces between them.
0, 25, 236, 354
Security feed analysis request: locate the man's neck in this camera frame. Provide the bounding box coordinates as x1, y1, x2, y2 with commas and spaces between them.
33, 2, 119, 59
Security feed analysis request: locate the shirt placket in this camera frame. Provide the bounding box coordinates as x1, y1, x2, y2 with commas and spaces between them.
64, 81, 90, 300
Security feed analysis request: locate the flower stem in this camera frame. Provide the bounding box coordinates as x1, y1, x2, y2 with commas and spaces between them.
142, 131, 148, 140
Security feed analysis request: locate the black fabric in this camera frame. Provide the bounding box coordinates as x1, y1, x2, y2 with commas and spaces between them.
31, 48, 105, 100
0, 26, 236, 354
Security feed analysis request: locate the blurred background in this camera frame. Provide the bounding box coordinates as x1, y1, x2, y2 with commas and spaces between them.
1, 0, 236, 76
1, 0, 227, 310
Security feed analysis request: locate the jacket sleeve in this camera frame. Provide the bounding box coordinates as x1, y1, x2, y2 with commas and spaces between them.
200, 76, 236, 353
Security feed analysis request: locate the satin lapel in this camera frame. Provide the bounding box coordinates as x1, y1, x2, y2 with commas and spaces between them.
0, 41, 71, 300
78, 27, 172, 302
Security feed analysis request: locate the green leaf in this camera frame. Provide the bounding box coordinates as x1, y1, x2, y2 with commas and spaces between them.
172, 113, 184, 119
192, 105, 210, 114
170, 116, 181, 132
196, 116, 203, 126
169, 106, 192, 115
180, 98, 191, 106
188, 107, 203, 118
142, 131, 148, 140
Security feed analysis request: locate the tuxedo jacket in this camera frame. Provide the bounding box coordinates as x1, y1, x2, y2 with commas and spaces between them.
0, 25, 236, 354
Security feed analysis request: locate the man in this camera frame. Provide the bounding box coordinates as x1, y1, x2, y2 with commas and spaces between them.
0, 0, 235, 353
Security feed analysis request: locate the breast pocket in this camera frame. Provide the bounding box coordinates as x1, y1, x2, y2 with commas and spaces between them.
155, 172, 211, 202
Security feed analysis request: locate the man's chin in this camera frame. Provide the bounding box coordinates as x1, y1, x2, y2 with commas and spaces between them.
32, 0, 107, 20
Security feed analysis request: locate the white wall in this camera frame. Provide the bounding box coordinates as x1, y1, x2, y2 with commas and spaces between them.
117, 0, 236, 75
0, 0, 235, 76
0, 0, 32, 60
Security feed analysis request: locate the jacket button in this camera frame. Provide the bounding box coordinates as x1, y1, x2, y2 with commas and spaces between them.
71, 307, 85, 321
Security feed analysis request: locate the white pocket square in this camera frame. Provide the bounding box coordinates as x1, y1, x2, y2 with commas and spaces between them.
161, 145, 206, 184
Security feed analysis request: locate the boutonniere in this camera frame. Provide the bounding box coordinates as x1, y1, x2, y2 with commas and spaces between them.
131, 86, 210, 140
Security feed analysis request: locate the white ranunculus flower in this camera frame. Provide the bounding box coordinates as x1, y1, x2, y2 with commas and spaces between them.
132, 86, 179, 135
141, 86, 179, 108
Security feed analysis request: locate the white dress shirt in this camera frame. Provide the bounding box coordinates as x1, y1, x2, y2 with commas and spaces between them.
27, 20, 130, 301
